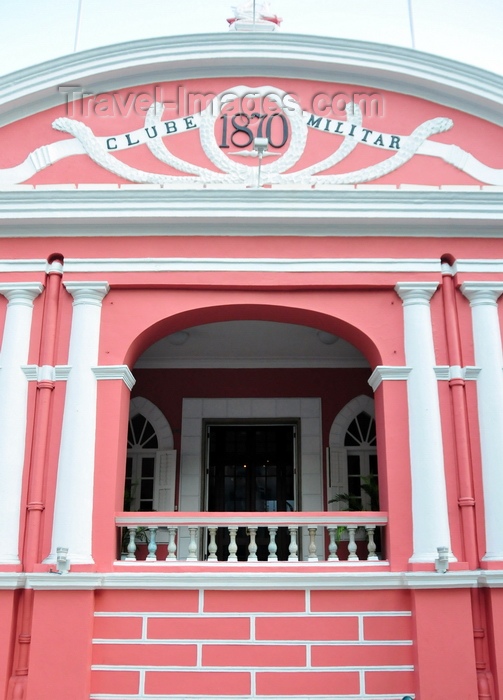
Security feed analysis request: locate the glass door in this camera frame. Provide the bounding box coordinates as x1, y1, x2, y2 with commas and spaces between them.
206, 423, 297, 560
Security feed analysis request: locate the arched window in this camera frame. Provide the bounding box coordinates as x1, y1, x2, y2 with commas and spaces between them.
124, 398, 176, 512
328, 396, 378, 511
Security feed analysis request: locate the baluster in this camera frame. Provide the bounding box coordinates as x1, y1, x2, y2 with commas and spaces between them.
268, 526, 278, 561
146, 527, 158, 560
288, 526, 299, 561
228, 526, 238, 561
307, 526, 318, 561
248, 527, 258, 561
347, 525, 359, 560
208, 527, 218, 561
227, 527, 238, 561
126, 526, 137, 561
327, 527, 339, 561
187, 527, 198, 561
166, 527, 177, 560
366, 525, 378, 561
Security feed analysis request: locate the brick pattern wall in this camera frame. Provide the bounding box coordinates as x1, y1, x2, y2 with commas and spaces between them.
91, 589, 414, 699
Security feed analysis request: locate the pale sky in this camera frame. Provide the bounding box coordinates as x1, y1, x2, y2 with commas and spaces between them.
0, 0, 502, 77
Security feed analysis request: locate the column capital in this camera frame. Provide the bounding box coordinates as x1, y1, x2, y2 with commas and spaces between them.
461, 282, 503, 307
0, 282, 44, 307
395, 282, 438, 306
64, 281, 109, 307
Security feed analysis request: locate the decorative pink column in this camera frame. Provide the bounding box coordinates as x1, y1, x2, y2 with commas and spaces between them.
46, 281, 109, 565
0, 283, 43, 565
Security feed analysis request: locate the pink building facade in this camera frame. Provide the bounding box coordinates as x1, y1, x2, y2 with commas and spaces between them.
1, 32, 503, 700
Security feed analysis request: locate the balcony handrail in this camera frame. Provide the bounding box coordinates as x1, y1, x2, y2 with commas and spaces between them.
115, 510, 388, 528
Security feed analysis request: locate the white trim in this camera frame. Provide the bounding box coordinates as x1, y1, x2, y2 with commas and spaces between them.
3, 254, 503, 276
22, 364, 72, 381
368, 366, 412, 391
329, 396, 375, 449
22, 569, 484, 591
0, 574, 26, 589
129, 397, 173, 451
0, 190, 502, 234
1, 35, 502, 127
4, 256, 445, 273
433, 366, 481, 381
92, 365, 136, 391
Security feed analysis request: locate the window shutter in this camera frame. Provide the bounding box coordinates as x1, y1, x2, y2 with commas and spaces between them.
153, 450, 177, 512
327, 447, 347, 511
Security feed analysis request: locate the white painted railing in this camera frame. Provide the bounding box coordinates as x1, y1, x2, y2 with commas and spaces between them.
115, 512, 387, 563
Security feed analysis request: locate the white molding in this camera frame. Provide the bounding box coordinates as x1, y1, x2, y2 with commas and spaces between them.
461, 282, 503, 306
6, 254, 503, 275
0, 574, 26, 589
0, 190, 502, 235
1, 35, 502, 127
129, 396, 173, 451
64, 280, 110, 306
0, 282, 44, 303
22, 364, 72, 382
329, 396, 375, 448
92, 365, 136, 391
21, 569, 486, 591
457, 260, 503, 273
0, 255, 448, 274
368, 366, 412, 391
433, 366, 481, 381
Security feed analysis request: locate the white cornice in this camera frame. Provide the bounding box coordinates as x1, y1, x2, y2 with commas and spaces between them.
0, 189, 502, 235
0, 573, 26, 589
92, 365, 136, 390
20, 569, 489, 591
368, 366, 412, 391
4, 256, 503, 276
1, 35, 502, 128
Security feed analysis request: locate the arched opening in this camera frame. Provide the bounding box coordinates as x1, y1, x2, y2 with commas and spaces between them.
121, 308, 384, 562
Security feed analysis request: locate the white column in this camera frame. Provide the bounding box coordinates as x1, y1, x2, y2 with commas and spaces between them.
0, 283, 43, 564
395, 282, 454, 563
461, 282, 503, 561
46, 282, 109, 565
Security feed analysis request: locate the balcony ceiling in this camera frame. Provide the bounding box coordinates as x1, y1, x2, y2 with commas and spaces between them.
134, 320, 369, 369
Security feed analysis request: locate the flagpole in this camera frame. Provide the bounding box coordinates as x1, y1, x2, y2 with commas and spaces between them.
407, 0, 416, 49
74, 0, 84, 52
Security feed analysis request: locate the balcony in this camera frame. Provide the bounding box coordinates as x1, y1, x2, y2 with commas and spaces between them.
115, 512, 387, 565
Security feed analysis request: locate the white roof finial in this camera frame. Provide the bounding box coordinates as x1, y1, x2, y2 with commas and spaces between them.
228, 1, 282, 32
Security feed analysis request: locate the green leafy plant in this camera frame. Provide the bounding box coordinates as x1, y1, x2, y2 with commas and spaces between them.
329, 473, 379, 511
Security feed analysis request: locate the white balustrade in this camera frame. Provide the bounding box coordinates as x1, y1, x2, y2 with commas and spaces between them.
116, 512, 387, 564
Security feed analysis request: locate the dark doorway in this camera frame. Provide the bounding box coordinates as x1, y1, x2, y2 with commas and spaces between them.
206, 423, 297, 560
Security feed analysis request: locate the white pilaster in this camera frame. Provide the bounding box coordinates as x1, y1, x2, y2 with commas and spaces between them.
395, 282, 454, 563
46, 282, 109, 565
461, 282, 503, 561
0, 283, 43, 564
